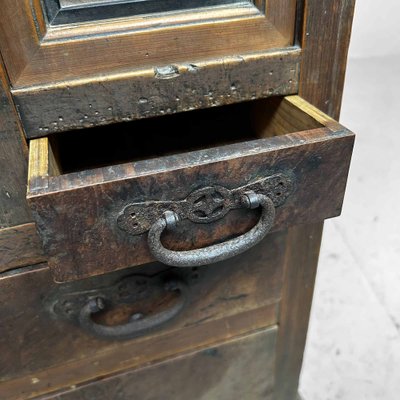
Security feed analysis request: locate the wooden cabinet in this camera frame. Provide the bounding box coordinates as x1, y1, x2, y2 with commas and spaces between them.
0, 1, 356, 399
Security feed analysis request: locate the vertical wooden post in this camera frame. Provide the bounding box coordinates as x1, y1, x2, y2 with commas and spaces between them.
275, 1, 356, 399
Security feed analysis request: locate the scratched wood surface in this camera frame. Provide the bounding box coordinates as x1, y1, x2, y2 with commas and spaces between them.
14, 48, 300, 137
0, 230, 284, 399
45, 327, 277, 400
0, 223, 45, 272
0, 57, 32, 228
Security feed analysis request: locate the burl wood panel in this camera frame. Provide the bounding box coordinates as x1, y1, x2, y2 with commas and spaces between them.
45, 327, 277, 400
27, 115, 354, 281
0, 230, 284, 400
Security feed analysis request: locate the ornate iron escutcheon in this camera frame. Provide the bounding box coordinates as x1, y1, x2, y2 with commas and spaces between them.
117, 174, 293, 234
117, 174, 294, 267
46, 269, 201, 340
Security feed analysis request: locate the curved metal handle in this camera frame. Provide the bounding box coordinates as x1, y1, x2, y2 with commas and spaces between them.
78, 279, 187, 340
148, 192, 275, 267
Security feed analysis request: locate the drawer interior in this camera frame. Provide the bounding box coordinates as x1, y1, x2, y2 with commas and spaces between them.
39, 96, 327, 176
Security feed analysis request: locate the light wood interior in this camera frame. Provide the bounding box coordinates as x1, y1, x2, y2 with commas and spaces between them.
28, 95, 329, 181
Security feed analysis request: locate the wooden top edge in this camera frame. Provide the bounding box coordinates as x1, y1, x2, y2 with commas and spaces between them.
27, 126, 354, 198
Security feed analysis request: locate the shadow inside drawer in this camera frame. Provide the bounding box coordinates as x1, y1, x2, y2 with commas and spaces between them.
49, 97, 323, 174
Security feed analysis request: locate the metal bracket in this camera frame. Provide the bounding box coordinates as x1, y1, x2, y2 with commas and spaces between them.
46, 268, 204, 322
117, 173, 294, 236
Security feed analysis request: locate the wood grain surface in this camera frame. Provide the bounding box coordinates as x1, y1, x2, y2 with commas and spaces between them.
1, 0, 295, 86
14, 48, 300, 137
0, 223, 45, 272
0, 57, 32, 228
45, 327, 277, 400
0, 230, 285, 399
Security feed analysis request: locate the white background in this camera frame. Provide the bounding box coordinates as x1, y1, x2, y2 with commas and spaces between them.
301, 2, 400, 399
350, 0, 400, 58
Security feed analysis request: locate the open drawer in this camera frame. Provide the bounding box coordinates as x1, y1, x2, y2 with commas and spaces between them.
28, 96, 354, 282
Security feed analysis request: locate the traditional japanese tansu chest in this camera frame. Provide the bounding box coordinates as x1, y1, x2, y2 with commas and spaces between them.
0, 1, 355, 399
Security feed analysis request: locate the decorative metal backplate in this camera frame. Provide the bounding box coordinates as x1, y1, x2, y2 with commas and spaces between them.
117, 173, 293, 236
46, 268, 203, 322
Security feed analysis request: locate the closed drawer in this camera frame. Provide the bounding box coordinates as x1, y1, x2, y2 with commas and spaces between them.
27, 95, 354, 282
0, 232, 284, 400
38, 326, 278, 400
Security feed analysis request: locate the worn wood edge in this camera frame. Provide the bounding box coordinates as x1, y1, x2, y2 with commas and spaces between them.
27, 137, 50, 192
0, 261, 48, 279
13, 47, 300, 137
27, 126, 353, 198
0, 304, 278, 400
0, 223, 46, 272
298, 0, 356, 119
275, 222, 323, 400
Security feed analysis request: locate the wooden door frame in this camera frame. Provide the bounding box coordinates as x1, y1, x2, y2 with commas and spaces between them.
0, 0, 296, 87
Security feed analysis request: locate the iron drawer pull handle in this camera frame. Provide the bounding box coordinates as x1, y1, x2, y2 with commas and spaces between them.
148, 191, 275, 267
78, 279, 187, 340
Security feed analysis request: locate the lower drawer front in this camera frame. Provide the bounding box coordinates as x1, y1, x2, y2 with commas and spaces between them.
42, 326, 277, 400
0, 231, 285, 400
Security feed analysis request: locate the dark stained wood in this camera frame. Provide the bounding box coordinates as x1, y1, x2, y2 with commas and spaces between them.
299, 0, 356, 119
274, 1, 356, 399
14, 48, 300, 137
0, 231, 284, 399
275, 223, 323, 400
0, 56, 32, 228
0, 223, 45, 272
27, 96, 354, 281
43, 327, 277, 400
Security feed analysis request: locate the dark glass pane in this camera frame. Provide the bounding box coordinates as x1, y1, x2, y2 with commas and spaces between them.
45, 0, 254, 25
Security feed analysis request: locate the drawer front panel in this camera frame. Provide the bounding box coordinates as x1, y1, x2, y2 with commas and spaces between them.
27, 96, 354, 282
0, 231, 284, 400
43, 326, 277, 400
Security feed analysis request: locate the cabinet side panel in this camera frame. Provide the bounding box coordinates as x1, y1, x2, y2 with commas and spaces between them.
0, 56, 32, 228
275, 1, 356, 399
